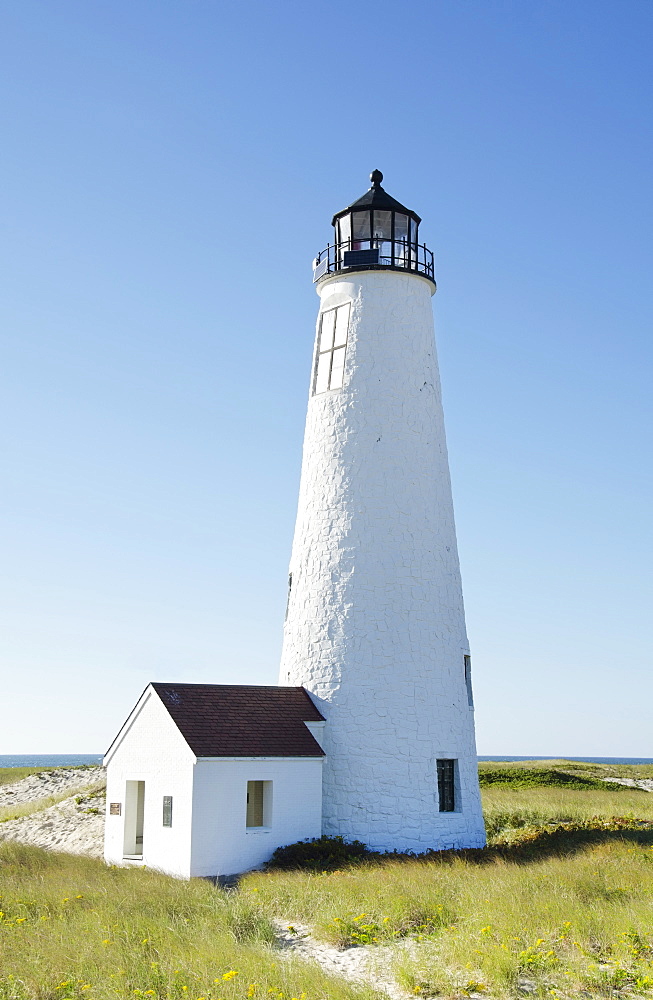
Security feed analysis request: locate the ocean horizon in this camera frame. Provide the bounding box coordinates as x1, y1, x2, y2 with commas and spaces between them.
1, 753, 653, 769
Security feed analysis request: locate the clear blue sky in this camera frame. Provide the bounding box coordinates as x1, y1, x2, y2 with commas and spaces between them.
1, 0, 651, 755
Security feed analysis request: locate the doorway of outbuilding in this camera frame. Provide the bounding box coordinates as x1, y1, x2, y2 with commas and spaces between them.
123, 780, 145, 858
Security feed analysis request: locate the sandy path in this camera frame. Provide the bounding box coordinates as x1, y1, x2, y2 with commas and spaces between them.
603, 777, 653, 792
273, 919, 414, 1000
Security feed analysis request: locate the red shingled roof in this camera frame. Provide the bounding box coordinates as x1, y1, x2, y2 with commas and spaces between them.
151, 683, 325, 758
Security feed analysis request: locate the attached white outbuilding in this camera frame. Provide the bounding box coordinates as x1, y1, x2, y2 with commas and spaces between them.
103, 683, 325, 879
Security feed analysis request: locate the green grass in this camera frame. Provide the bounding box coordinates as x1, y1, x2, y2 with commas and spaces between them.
2, 761, 653, 999
244, 774, 653, 998
478, 760, 653, 782
0, 768, 55, 788
478, 768, 619, 790
0, 842, 375, 1000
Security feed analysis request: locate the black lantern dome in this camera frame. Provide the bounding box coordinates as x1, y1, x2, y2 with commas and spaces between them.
313, 171, 435, 285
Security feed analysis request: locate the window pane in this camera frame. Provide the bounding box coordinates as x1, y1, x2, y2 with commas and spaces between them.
333, 304, 349, 348
394, 213, 409, 241
246, 781, 264, 827
314, 352, 331, 394
162, 796, 173, 827
329, 347, 346, 389
338, 214, 351, 247
319, 309, 335, 352
372, 210, 392, 240
352, 211, 371, 241
437, 759, 456, 812
410, 217, 418, 246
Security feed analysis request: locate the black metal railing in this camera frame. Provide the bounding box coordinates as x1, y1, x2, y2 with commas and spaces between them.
313, 239, 435, 283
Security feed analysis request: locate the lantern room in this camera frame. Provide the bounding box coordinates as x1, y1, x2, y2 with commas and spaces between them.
313, 171, 435, 285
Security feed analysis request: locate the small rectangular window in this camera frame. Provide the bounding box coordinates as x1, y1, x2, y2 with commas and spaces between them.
246, 780, 272, 828
437, 759, 456, 812
313, 303, 350, 395
162, 796, 173, 827
464, 655, 474, 707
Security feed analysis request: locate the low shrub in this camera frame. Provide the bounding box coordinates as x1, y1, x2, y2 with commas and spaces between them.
478, 767, 623, 790
266, 835, 372, 870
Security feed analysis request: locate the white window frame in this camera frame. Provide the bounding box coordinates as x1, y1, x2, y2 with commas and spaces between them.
313, 302, 351, 395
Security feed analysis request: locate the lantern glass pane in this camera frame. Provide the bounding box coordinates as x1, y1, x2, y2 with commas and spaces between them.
339, 214, 351, 247
394, 213, 409, 241
372, 210, 392, 239
352, 211, 371, 241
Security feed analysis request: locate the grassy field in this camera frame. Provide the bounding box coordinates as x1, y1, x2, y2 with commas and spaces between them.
1, 761, 653, 1000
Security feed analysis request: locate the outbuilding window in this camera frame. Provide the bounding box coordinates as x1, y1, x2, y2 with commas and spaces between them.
162, 796, 173, 827
437, 759, 457, 812
313, 303, 350, 394
246, 780, 272, 828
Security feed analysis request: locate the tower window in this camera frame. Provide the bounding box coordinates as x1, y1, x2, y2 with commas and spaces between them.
464, 655, 473, 707
313, 303, 350, 394
162, 796, 173, 827
437, 759, 457, 812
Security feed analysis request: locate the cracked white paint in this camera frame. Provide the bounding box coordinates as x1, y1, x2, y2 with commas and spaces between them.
279, 269, 486, 852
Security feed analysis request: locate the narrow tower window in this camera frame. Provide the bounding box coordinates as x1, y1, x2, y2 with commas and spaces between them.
464, 654, 474, 707
437, 759, 457, 812
313, 303, 350, 394
162, 796, 173, 827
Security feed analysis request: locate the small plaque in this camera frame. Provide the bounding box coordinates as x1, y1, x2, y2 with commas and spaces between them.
109, 802, 122, 816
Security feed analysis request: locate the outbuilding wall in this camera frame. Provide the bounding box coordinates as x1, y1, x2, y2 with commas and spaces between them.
104, 689, 196, 878
189, 757, 323, 877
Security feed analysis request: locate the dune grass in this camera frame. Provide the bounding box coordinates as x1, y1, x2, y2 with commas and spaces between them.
482, 784, 653, 842
2, 762, 653, 999
0, 784, 106, 824
0, 842, 375, 1000
0, 768, 53, 788
0, 766, 101, 789
478, 760, 653, 782
243, 777, 653, 998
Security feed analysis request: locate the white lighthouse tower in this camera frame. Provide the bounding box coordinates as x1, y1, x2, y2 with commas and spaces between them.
279, 172, 485, 853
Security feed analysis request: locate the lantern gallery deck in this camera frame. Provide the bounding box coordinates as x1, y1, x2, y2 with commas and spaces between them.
313, 170, 435, 283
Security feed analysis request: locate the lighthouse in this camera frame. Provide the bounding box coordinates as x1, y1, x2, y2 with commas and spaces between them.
279, 171, 486, 852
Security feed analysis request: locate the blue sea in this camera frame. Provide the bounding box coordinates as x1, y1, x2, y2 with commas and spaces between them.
1, 754, 652, 768
478, 756, 653, 765
0, 754, 103, 768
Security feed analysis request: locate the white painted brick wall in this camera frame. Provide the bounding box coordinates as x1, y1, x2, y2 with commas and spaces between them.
279, 269, 486, 852
104, 688, 195, 878
189, 757, 323, 877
